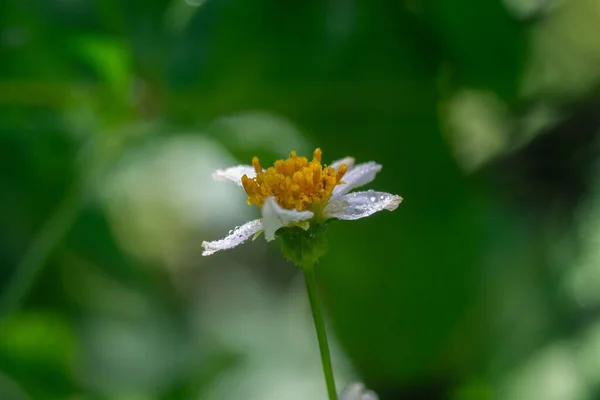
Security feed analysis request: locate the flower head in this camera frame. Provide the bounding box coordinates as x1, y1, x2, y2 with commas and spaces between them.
202, 149, 402, 256
242, 148, 347, 213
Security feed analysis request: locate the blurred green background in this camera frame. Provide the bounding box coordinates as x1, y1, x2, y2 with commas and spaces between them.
2, 0, 600, 399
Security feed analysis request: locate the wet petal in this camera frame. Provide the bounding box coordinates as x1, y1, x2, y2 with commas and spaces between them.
202, 219, 263, 256
261, 196, 313, 241
338, 382, 379, 400
332, 162, 382, 197
212, 165, 257, 187
330, 156, 355, 171
324, 191, 402, 220
339, 383, 364, 400
362, 391, 379, 400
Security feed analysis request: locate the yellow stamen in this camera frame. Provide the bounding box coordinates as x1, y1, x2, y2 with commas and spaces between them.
241, 148, 347, 212
313, 148, 322, 162
252, 157, 262, 174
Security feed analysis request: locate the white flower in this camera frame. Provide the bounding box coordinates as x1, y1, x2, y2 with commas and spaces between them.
338, 382, 379, 400
202, 149, 402, 256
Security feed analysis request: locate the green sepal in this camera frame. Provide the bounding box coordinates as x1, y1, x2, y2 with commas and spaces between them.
252, 229, 263, 241
276, 222, 329, 269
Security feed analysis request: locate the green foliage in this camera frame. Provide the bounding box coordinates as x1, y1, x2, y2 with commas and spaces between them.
2, 0, 600, 399
0, 312, 77, 398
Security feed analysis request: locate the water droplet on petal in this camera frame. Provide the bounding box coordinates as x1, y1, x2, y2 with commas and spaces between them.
370, 196, 376, 202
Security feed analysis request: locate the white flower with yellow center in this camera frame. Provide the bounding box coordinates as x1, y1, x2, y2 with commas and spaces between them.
202, 148, 402, 256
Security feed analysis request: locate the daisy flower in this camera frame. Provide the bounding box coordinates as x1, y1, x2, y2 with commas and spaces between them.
202, 148, 402, 256
202, 148, 400, 400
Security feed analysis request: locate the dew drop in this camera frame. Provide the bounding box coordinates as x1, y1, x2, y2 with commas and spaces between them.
370, 196, 376, 202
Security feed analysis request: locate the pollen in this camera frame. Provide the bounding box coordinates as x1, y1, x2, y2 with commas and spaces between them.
241, 148, 347, 211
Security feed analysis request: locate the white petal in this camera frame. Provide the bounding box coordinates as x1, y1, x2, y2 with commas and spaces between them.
212, 165, 257, 187
261, 196, 313, 241
202, 219, 263, 256
338, 383, 364, 400
324, 191, 402, 220
339, 383, 379, 400
332, 162, 382, 197
338, 382, 379, 400
330, 156, 355, 171
362, 391, 379, 400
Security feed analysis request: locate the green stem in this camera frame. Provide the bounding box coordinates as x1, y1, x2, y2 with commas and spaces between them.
0, 133, 133, 318
0, 184, 84, 317
303, 264, 337, 400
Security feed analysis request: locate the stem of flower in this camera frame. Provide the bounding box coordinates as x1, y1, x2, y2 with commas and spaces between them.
303, 263, 337, 400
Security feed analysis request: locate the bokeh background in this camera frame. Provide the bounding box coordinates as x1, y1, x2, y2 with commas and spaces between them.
2, 0, 600, 399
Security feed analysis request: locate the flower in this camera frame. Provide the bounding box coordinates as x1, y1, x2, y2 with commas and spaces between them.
338, 382, 379, 400
202, 148, 402, 256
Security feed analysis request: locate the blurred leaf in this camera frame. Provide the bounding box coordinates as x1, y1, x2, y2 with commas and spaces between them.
423, 0, 526, 101
0, 312, 77, 398
69, 35, 132, 100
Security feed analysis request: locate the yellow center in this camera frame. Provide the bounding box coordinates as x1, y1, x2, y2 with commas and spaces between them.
241, 148, 347, 212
